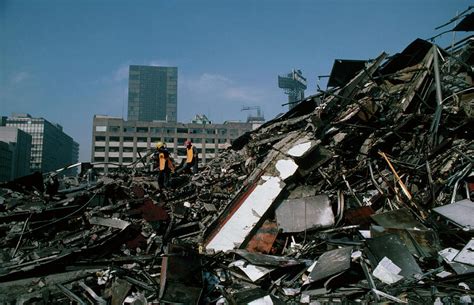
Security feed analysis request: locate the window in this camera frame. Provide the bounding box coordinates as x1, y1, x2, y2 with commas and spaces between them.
94, 146, 105, 152
177, 148, 186, 156
109, 157, 119, 162
165, 137, 174, 143
206, 129, 215, 135
218, 138, 227, 144
124, 137, 133, 142
205, 138, 215, 144
177, 138, 187, 145
109, 136, 120, 142
165, 128, 175, 134
151, 137, 161, 142
95, 126, 107, 132
95, 136, 106, 141
123, 147, 133, 152
137, 137, 148, 143
123, 157, 133, 163
206, 148, 216, 154
150, 127, 161, 133
168, 94, 177, 103
124, 126, 135, 133
109, 126, 120, 132
190, 128, 202, 134
177, 128, 188, 134
94, 157, 105, 162
218, 129, 227, 135
137, 127, 148, 133
109, 147, 120, 152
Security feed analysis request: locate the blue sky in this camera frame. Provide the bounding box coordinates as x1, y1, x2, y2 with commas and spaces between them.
1, 0, 471, 161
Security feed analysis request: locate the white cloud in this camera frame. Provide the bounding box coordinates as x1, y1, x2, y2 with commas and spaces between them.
178, 72, 275, 123
182, 73, 263, 104
113, 65, 129, 82
148, 59, 173, 67
11, 72, 31, 84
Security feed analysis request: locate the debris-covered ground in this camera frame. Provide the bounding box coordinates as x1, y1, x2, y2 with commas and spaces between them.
1, 35, 474, 304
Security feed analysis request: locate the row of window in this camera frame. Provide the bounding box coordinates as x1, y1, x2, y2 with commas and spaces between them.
94, 149, 224, 163
95, 136, 229, 144
95, 146, 220, 155
95, 125, 240, 135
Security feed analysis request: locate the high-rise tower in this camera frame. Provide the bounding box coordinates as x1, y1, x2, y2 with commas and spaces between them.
127, 65, 177, 122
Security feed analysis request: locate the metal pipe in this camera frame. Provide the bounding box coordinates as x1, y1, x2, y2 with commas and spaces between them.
430, 45, 444, 142
342, 174, 363, 206
56, 284, 87, 305
368, 162, 384, 196
78, 281, 107, 305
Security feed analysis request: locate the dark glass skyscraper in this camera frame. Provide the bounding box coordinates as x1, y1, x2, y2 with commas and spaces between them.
5, 114, 79, 174
127, 65, 177, 122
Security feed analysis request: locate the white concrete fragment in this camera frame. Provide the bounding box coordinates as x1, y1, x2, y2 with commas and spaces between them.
282, 288, 300, 296
206, 176, 284, 252
439, 247, 460, 262
436, 271, 452, 278
275, 159, 298, 180
351, 250, 362, 261
288, 142, 312, 157
373, 257, 404, 284
229, 260, 274, 282
359, 230, 371, 239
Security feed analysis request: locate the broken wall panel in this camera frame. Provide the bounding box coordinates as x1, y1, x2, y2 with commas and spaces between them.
204, 132, 313, 252
275, 195, 334, 233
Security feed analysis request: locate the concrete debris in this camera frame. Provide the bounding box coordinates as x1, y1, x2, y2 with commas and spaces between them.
1, 31, 474, 303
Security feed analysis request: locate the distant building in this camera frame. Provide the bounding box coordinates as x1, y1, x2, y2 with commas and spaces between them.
0, 127, 32, 181
0, 142, 13, 182
191, 114, 212, 125
241, 106, 265, 130
127, 65, 178, 122
278, 69, 307, 110
5, 114, 79, 174
72, 141, 80, 167
91, 115, 253, 173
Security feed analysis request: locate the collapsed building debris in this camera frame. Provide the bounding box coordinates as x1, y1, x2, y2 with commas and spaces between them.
1, 26, 474, 304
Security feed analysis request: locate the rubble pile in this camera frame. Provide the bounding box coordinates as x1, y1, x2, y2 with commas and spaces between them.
1, 37, 473, 304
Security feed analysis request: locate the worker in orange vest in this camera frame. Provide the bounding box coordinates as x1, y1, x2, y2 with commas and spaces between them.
153, 142, 175, 189
177, 140, 198, 174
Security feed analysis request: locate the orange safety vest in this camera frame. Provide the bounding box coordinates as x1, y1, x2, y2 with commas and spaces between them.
186, 146, 194, 163
159, 152, 175, 171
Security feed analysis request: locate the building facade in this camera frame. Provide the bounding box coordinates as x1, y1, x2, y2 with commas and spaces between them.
0, 142, 13, 182
5, 114, 79, 174
0, 127, 32, 181
91, 115, 253, 173
127, 65, 178, 122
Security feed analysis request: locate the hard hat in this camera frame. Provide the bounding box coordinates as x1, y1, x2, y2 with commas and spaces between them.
156, 141, 164, 149
185, 140, 192, 146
